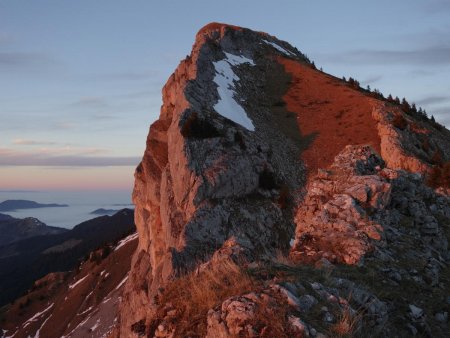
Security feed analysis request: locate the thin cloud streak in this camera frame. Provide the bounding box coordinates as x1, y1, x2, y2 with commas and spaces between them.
416, 96, 449, 106
53, 122, 77, 130
0, 154, 140, 167
409, 69, 436, 77
360, 75, 382, 86
1, 146, 108, 157
70, 96, 109, 108
116, 88, 162, 99
0, 146, 139, 167
91, 70, 160, 81
320, 45, 450, 66
13, 139, 57, 146
430, 111, 450, 126
0, 52, 54, 67
424, 0, 450, 13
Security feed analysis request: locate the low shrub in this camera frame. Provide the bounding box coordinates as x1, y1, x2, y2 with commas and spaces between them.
431, 150, 443, 165
391, 114, 407, 130
152, 260, 257, 336
331, 306, 362, 337
427, 162, 450, 189
421, 138, 430, 153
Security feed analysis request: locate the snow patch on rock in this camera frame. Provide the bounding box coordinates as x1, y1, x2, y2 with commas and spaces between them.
114, 232, 138, 251
90, 319, 100, 332
115, 275, 128, 291
22, 303, 53, 328
33, 314, 52, 338
77, 306, 93, 316
262, 39, 295, 56
212, 52, 255, 131
68, 274, 88, 290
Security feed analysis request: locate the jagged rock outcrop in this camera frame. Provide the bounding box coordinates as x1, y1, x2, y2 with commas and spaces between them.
291, 144, 448, 267
290, 145, 390, 265
372, 103, 446, 174
120, 23, 308, 335
119, 23, 450, 337
289, 144, 449, 336
206, 290, 306, 338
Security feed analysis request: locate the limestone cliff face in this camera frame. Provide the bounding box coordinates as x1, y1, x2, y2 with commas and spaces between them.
119, 23, 450, 337
119, 23, 308, 335
372, 103, 434, 174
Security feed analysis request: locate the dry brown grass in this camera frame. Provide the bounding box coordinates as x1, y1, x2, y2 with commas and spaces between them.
274, 249, 295, 266
331, 306, 362, 338
154, 259, 258, 336
252, 294, 302, 338
152, 259, 305, 337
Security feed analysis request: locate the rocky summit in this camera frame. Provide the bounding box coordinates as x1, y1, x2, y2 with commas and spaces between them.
116, 23, 450, 337
3, 23, 449, 338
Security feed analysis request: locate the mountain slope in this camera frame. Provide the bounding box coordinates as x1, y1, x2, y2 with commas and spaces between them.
0, 209, 135, 307
0, 214, 67, 247
116, 23, 449, 337
4, 23, 447, 337
278, 58, 449, 174
0, 232, 138, 338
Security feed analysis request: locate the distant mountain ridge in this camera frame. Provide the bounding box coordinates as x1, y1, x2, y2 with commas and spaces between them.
0, 213, 13, 221
0, 213, 67, 247
0, 199, 68, 212
90, 208, 120, 215
0, 208, 135, 306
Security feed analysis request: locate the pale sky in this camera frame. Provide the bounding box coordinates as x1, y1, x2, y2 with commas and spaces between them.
1, 0, 449, 190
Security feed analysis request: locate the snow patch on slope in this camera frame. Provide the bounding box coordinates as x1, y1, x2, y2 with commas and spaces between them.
33, 314, 52, 338
2, 329, 18, 338
115, 275, 128, 291
90, 319, 100, 332
62, 315, 91, 338
114, 232, 138, 251
212, 52, 255, 131
68, 274, 88, 290
262, 39, 295, 57
77, 306, 93, 316
22, 303, 53, 328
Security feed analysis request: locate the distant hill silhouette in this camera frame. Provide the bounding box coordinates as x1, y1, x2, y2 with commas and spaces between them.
0, 214, 66, 247
0, 199, 68, 212
90, 208, 119, 215
0, 208, 135, 306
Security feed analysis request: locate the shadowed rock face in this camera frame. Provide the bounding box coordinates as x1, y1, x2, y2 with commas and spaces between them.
119, 23, 310, 334
119, 23, 450, 337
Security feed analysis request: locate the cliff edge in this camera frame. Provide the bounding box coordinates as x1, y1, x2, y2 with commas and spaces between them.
119, 23, 450, 337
